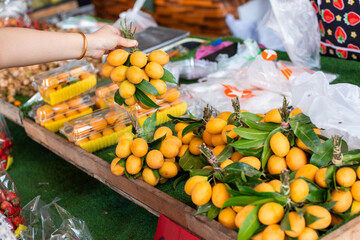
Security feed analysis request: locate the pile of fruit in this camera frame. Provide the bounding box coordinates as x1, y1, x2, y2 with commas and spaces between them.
0, 132, 13, 170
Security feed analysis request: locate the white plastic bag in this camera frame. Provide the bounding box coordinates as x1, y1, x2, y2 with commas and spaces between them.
291, 72, 360, 150
113, 0, 157, 31
261, 0, 320, 69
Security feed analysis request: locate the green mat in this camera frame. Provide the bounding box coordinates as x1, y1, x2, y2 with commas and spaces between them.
5, 41, 360, 240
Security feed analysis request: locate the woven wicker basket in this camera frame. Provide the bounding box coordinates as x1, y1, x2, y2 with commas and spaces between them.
92, 0, 249, 37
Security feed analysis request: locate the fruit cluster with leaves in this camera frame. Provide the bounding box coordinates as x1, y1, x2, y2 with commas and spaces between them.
101, 21, 177, 110
166, 97, 360, 240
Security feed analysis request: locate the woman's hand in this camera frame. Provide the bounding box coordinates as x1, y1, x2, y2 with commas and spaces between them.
86, 25, 138, 59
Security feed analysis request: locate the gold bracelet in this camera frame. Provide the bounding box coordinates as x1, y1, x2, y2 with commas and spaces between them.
77, 32, 88, 60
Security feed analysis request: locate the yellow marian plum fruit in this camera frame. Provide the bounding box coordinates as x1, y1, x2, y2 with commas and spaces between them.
258, 202, 284, 225
107, 49, 129, 66
330, 189, 352, 213
142, 167, 160, 186
131, 138, 148, 158
160, 139, 179, 158
298, 227, 319, 240
295, 164, 319, 182
267, 155, 287, 174
154, 126, 173, 140
145, 62, 164, 79
240, 156, 261, 170
211, 183, 231, 208
178, 145, 188, 157
126, 66, 144, 84
235, 205, 255, 229
290, 179, 309, 203
189, 137, 204, 155
305, 206, 331, 230
270, 132, 290, 157
262, 224, 285, 240
115, 139, 132, 158
178, 129, 195, 145
264, 109, 281, 123
110, 65, 128, 84
286, 147, 307, 171
269, 180, 281, 193
221, 124, 238, 143
101, 62, 114, 78
217, 111, 232, 122
148, 50, 169, 66
184, 175, 208, 195
130, 51, 148, 68
285, 211, 306, 238
119, 80, 136, 99
150, 79, 167, 95
205, 118, 227, 135
175, 122, 189, 133
315, 168, 327, 188
159, 161, 178, 178
220, 159, 234, 169
191, 181, 212, 206
351, 181, 360, 201
336, 167, 356, 187
254, 183, 275, 193
146, 150, 164, 169
110, 158, 125, 176
218, 207, 236, 229
125, 155, 142, 175
289, 108, 302, 118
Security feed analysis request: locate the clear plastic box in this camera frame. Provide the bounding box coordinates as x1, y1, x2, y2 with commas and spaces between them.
94, 81, 118, 109
32, 60, 97, 106
29, 94, 95, 132
60, 106, 132, 152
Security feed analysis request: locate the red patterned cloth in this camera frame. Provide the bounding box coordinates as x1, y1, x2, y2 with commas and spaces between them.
312, 0, 360, 61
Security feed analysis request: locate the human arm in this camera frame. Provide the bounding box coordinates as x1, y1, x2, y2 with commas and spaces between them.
0, 25, 138, 69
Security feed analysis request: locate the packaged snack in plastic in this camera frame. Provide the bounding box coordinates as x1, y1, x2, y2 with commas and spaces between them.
20, 196, 93, 240
94, 81, 118, 109
32, 60, 97, 106
0, 115, 13, 170
129, 88, 208, 127
113, 0, 157, 32
0, 167, 26, 238
28, 94, 95, 132
60, 106, 132, 152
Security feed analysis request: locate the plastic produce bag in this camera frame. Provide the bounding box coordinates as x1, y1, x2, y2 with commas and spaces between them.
261, 0, 320, 69
113, 0, 157, 32
0, 166, 26, 238
20, 196, 93, 240
0, 0, 30, 27
291, 72, 360, 150
0, 114, 13, 170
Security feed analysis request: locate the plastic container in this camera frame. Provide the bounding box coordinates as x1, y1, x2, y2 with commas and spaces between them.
29, 94, 95, 132
94, 81, 118, 109
129, 88, 203, 127
33, 60, 97, 106
0, 114, 13, 170
60, 106, 132, 152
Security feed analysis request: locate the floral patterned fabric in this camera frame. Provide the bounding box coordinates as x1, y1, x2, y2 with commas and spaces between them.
312, 0, 360, 61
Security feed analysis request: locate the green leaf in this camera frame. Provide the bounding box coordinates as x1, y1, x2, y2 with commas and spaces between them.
196, 202, 212, 215
306, 189, 327, 203
152, 169, 160, 178
242, 118, 280, 131
233, 128, 269, 140
173, 174, 188, 190
231, 139, 264, 149
135, 79, 159, 95
241, 112, 263, 122
261, 127, 281, 169
119, 159, 126, 167
237, 205, 261, 240
296, 177, 321, 192
225, 162, 263, 178
135, 89, 160, 108
304, 212, 321, 226
319, 201, 337, 210
223, 196, 274, 208
114, 90, 125, 106
161, 68, 178, 84
290, 119, 322, 153
310, 139, 334, 167
325, 165, 336, 189
108, 152, 117, 158
235, 148, 263, 158
189, 168, 213, 177
179, 149, 207, 171
141, 111, 157, 142
182, 123, 203, 136
343, 149, 360, 162
207, 204, 220, 221
227, 187, 282, 199
222, 173, 245, 185
290, 113, 313, 124
167, 114, 201, 124
216, 145, 233, 163
148, 134, 166, 150
341, 138, 348, 153
280, 211, 292, 232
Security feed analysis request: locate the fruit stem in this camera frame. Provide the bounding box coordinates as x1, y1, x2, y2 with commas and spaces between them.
202, 105, 214, 125
332, 135, 343, 166
198, 143, 223, 172
279, 97, 290, 131
280, 169, 290, 196
119, 19, 139, 53
231, 97, 242, 126
128, 112, 142, 137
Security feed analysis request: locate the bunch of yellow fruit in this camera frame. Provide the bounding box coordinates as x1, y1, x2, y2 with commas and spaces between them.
102, 49, 172, 108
